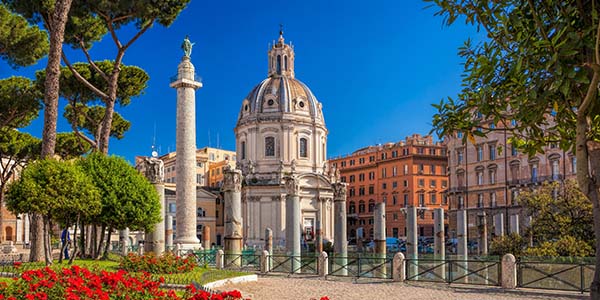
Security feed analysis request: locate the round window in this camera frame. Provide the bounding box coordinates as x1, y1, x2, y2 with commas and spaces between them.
299, 101, 305, 108
268, 99, 274, 106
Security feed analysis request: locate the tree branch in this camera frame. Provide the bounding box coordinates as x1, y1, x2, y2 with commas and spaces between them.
104, 16, 123, 49
61, 52, 109, 100
77, 38, 109, 82
122, 22, 153, 51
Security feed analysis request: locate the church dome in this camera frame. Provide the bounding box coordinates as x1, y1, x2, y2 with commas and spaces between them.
237, 30, 324, 125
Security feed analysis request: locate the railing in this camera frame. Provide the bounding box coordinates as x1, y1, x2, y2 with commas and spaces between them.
169, 74, 202, 83
405, 257, 500, 285
194, 249, 217, 267
223, 252, 261, 272
270, 254, 318, 275
517, 259, 594, 293
328, 254, 392, 279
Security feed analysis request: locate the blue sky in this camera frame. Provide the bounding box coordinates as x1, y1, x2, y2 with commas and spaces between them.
1, 0, 484, 163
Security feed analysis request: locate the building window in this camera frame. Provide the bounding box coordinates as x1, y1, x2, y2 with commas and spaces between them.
368, 185, 374, 194
477, 170, 483, 185
368, 200, 375, 212
382, 168, 387, 178
349, 175, 355, 183
276, 55, 282, 74
441, 180, 448, 188
403, 194, 408, 206
477, 194, 484, 208
168, 203, 176, 213
359, 173, 365, 181
457, 150, 464, 163
350, 159, 355, 166
430, 179, 436, 188
489, 169, 496, 184
458, 196, 464, 209
418, 179, 424, 187
431, 193, 437, 204
392, 150, 398, 158
392, 181, 398, 188
403, 165, 408, 175
489, 144, 496, 160
531, 163, 538, 182
370, 156, 375, 162
299, 138, 308, 158
359, 187, 365, 196
381, 152, 387, 160
392, 228, 399, 238
490, 192, 497, 207
430, 164, 436, 175
477, 145, 483, 161
551, 159, 560, 180
457, 171, 465, 187
369, 172, 375, 180
382, 183, 387, 189
511, 143, 518, 156
393, 213, 398, 220
418, 194, 425, 207
196, 174, 203, 185
349, 202, 356, 214
349, 188, 355, 196
341, 176, 346, 183
392, 195, 397, 205
392, 166, 397, 177
418, 164, 424, 173
359, 201, 365, 213
403, 180, 408, 187
265, 137, 275, 157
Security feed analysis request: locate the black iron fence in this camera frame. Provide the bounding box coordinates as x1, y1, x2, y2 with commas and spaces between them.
405, 257, 500, 285
328, 255, 392, 279
517, 259, 595, 293
269, 254, 318, 275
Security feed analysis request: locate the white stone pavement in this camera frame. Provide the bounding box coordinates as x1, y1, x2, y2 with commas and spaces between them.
220, 276, 586, 300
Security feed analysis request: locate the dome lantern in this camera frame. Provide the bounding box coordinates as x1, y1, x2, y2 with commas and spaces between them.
268, 26, 295, 78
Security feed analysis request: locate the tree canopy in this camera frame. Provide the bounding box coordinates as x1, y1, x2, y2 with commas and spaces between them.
0, 76, 42, 130
426, 0, 600, 295
0, 3, 48, 68
77, 153, 161, 232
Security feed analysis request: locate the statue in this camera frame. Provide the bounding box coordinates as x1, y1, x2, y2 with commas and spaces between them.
290, 159, 297, 173
137, 157, 164, 184
284, 176, 300, 195
322, 162, 328, 174
248, 160, 256, 174
181, 35, 195, 58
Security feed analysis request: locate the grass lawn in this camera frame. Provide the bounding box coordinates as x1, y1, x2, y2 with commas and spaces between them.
2, 258, 249, 286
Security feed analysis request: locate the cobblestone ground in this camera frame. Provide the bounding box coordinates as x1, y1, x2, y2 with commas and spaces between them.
219, 276, 586, 300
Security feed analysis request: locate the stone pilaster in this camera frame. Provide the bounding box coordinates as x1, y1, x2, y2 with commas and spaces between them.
457, 209, 469, 283
333, 182, 347, 276
434, 208, 445, 280
284, 176, 301, 273
374, 202, 387, 278
223, 168, 243, 266
165, 215, 173, 250
406, 206, 418, 279
136, 157, 165, 255
170, 55, 202, 248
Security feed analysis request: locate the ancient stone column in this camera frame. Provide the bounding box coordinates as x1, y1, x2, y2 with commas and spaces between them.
434, 208, 445, 280
222, 168, 243, 267
406, 206, 418, 279
374, 202, 387, 278
136, 157, 166, 255
265, 228, 273, 271
284, 176, 301, 273
202, 225, 211, 250
120, 228, 130, 256
457, 209, 469, 283
494, 213, 505, 237
479, 212, 488, 255
170, 47, 202, 249
165, 215, 173, 250
333, 182, 348, 276
315, 220, 323, 254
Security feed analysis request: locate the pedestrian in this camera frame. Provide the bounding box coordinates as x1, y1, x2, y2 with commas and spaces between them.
61, 228, 70, 259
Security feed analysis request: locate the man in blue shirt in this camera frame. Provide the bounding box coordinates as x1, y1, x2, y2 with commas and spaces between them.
61, 228, 70, 259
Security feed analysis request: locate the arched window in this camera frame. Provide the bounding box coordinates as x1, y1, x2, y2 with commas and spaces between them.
349, 201, 356, 214
359, 200, 365, 213
265, 137, 275, 157
284, 56, 288, 71
368, 199, 375, 212
299, 138, 308, 158
276, 55, 282, 75
240, 141, 246, 160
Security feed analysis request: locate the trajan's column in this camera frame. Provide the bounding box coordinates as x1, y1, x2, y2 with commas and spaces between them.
170, 36, 202, 248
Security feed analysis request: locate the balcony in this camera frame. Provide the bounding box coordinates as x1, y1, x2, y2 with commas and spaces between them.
508, 174, 565, 187
170, 74, 202, 84
446, 186, 466, 194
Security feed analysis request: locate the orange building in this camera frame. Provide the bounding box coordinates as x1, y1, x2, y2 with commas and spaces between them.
329, 134, 449, 242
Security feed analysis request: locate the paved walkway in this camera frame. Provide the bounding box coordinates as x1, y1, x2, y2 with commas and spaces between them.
219, 276, 586, 300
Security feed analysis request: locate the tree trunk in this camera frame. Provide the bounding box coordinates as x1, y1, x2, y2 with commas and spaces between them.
68, 217, 79, 264
32, 0, 73, 263
95, 224, 105, 259
98, 98, 116, 154
42, 217, 52, 266
586, 141, 600, 300
80, 221, 86, 258
90, 225, 97, 258
102, 227, 112, 259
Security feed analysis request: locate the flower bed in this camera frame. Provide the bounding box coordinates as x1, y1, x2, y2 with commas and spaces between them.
0, 265, 244, 300
119, 252, 196, 274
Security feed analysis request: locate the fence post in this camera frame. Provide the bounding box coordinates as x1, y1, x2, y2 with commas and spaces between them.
501, 254, 517, 289
260, 250, 269, 274
318, 251, 328, 277
392, 252, 405, 282
216, 249, 225, 270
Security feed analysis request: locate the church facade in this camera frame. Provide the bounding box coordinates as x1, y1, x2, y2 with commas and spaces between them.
234, 31, 337, 247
